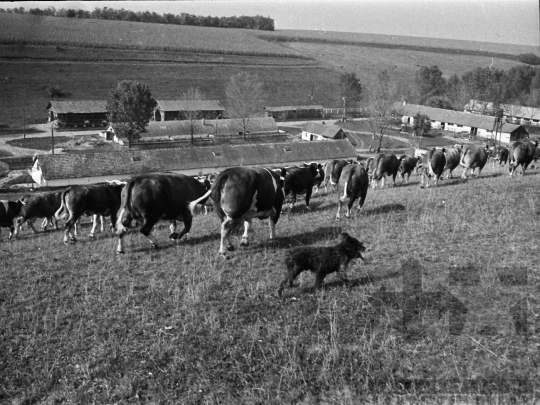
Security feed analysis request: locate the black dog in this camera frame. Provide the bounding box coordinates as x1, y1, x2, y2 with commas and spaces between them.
278, 232, 367, 296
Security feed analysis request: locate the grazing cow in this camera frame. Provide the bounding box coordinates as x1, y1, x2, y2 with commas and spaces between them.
283, 162, 320, 210
488, 145, 509, 168
398, 155, 421, 183
188, 167, 286, 258
0, 200, 23, 241
460, 144, 489, 179
55, 183, 124, 244
443, 144, 463, 179
116, 173, 211, 254
323, 159, 353, 193
419, 148, 446, 188
14, 191, 62, 237
336, 164, 369, 220
509, 139, 539, 177
371, 154, 403, 189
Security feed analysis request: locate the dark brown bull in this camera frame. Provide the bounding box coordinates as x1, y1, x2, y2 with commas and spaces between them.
336, 164, 369, 220
189, 167, 285, 258
420, 148, 446, 188
116, 173, 210, 253
443, 144, 463, 179
283, 162, 320, 210
323, 159, 353, 193
398, 155, 421, 183
55, 183, 124, 244
14, 191, 62, 237
460, 145, 488, 179
371, 154, 403, 189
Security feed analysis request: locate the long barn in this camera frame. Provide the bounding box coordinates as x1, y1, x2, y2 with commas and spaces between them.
47, 100, 108, 129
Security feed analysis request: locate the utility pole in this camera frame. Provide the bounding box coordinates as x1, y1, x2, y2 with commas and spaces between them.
342, 97, 347, 121
22, 89, 26, 139
51, 122, 55, 155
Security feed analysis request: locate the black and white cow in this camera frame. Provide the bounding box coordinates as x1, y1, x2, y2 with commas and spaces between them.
55, 183, 124, 244
189, 166, 286, 258
335, 164, 369, 220
14, 191, 62, 237
323, 159, 353, 193
116, 173, 210, 253
398, 155, 421, 183
443, 144, 463, 179
371, 154, 403, 189
419, 148, 446, 188
0, 200, 23, 241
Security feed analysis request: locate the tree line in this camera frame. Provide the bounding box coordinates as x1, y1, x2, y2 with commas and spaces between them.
0, 6, 275, 31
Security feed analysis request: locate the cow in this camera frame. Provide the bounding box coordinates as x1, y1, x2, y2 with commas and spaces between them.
398, 155, 421, 183
283, 162, 320, 210
443, 144, 463, 179
336, 164, 369, 220
188, 167, 286, 258
460, 144, 489, 179
323, 159, 353, 193
116, 173, 211, 254
508, 139, 539, 177
0, 200, 23, 241
488, 145, 509, 168
55, 183, 124, 244
312, 164, 326, 194
13, 191, 62, 237
419, 148, 446, 188
371, 154, 403, 189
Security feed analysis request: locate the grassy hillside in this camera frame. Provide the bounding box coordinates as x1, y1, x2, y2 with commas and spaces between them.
1, 165, 539, 403
0, 13, 529, 129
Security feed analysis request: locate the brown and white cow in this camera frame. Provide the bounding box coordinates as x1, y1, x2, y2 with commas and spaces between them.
55, 183, 124, 244
398, 155, 421, 183
460, 144, 489, 179
116, 173, 210, 253
336, 164, 369, 220
443, 144, 463, 179
509, 139, 539, 177
189, 166, 286, 258
0, 200, 23, 241
419, 148, 446, 188
14, 191, 62, 237
323, 159, 353, 193
371, 154, 403, 189
283, 162, 320, 210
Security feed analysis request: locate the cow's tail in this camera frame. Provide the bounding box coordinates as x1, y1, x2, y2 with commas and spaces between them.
339, 167, 355, 202
115, 179, 135, 234
189, 188, 213, 214
54, 188, 70, 220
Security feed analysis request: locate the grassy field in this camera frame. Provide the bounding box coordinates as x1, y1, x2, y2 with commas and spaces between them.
0, 13, 529, 129
1, 164, 539, 403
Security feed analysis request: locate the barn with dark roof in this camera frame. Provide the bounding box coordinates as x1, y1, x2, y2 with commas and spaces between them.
265, 105, 324, 121
35, 140, 357, 186
46, 100, 108, 129
153, 100, 225, 121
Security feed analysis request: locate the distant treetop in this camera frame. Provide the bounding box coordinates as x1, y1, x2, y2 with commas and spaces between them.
0, 6, 275, 31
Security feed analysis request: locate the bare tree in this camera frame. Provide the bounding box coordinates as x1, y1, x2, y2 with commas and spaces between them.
179, 87, 205, 144
225, 71, 263, 140
365, 70, 399, 152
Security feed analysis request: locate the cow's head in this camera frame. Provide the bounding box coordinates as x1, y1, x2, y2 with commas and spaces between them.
303, 162, 319, 178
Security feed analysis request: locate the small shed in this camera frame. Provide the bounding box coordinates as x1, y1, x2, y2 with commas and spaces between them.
153, 100, 225, 121
265, 105, 323, 121
46, 100, 108, 128
301, 122, 346, 141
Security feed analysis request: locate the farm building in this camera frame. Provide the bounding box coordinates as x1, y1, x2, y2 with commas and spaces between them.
46, 100, 108, 129
464, 99, 540, 127
394, 102, 529, 144
153, 100, 225, 121
265, 105, 324, 121
102, 117, 280, 145
33, 140, 357, 186
301, 122, 347, 141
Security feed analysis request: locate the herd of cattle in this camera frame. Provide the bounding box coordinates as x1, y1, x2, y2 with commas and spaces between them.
0, 138, 538, 258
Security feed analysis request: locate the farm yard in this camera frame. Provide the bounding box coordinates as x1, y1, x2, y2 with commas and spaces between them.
1, 162, 540, 403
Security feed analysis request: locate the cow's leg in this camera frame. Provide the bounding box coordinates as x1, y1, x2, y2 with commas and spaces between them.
357, 193, 367, 212
8, 225, 15, 241
25, 218, 39, 234
268, 217, 277, 240
336, 200, 343, 221
346, 197, 355, 218
219, 217, 237, 257
169, 209, 193, 241
115, 210, 132, 254
169, 220, 176, 234
63, 212, 80, 244
381, 176, 386, 188
140, 218, 160, 250
304, 188, 313, 209
240, 220, 251, 246
89, 215, 99, 239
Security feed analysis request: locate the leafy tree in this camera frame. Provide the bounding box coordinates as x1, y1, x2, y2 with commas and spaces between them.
339, 72, 362, 118
225, 71, 263, 140
517, 53, 540, 66
179, 87, 205, 144
107, 80, 156, 148
365, 70, 398, 152
446, 74, 471, 111
413, 113, 431, 138
415, 65, 446, 104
